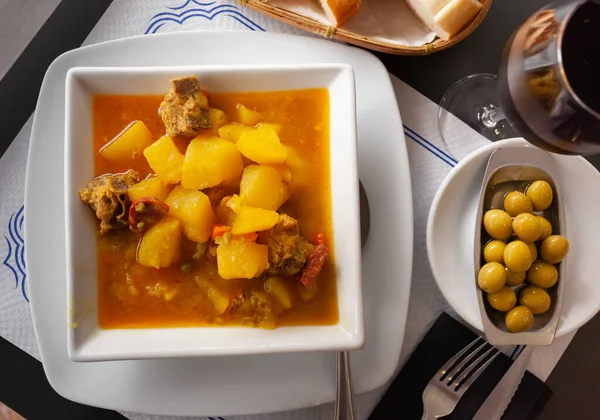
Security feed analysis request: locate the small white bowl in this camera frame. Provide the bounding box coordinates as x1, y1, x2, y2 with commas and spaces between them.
427, 138, 600, 337
65, 64, 364, 362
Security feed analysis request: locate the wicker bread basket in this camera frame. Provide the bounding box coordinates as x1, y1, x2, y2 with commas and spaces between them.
241, 0, 493, 55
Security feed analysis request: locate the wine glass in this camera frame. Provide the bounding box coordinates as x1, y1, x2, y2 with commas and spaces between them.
438, 0, 600, 161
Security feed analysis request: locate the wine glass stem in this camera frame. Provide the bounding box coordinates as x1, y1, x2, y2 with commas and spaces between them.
480, 106, 506, 128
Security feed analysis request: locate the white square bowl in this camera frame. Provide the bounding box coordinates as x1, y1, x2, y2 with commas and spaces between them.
64, 64, 363, 362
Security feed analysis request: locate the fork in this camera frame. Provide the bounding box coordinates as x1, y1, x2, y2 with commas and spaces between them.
421, 337, 500, 420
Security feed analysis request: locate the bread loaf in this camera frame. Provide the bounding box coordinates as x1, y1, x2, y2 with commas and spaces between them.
405, 0, 483, 40
319, 0, 361, 27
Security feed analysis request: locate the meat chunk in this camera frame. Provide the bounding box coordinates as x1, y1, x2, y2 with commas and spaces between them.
259, 214, 315, 277
78, 170, 140, 234
205, 181, 240, 206
159, 76, 211, 137
300, 244, 329, 288
128, 197, 170, 234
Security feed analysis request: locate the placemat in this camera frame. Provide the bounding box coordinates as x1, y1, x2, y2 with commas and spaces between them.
370, 312, 552, 420
0, 0, 576, 419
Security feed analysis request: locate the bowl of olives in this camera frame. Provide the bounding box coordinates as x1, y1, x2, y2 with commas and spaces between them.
427, 138, 600, 341
475, 146, 569, 345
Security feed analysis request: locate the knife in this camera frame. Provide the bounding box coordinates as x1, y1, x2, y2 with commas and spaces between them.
472, 345, 534, 420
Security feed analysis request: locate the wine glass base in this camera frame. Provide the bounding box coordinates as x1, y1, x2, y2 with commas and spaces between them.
438, 74, 519, 161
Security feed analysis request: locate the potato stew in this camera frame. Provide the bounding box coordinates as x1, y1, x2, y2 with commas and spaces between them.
79, 76, 338, 329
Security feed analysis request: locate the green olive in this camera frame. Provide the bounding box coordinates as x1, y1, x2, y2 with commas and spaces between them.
520, 286, 551, 315
504, 240, 533, 272
478, 262, 507, 293
537, 216, 553, 241
527, 242, 538, 261
526, 180, 553, 211
503, 191, 533, 217
513, 213, 542, 242
487, 286, 517, 312
483, 240, 506, 264
506, 268, 526, 286
527, 260, 558, 288
505, 306, 534, 333
483, 210, 513, 240
540, 235, 570, 264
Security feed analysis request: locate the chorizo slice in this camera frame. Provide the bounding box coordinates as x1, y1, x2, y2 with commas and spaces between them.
300, 244, 329, 288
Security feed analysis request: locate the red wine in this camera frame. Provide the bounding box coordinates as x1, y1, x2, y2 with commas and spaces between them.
499, 0, 600, 155
562, 2, 600, 114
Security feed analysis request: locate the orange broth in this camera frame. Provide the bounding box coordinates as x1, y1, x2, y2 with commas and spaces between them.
92, 89, 339, 328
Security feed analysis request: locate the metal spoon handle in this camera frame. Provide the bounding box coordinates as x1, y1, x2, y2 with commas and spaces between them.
334, 351, 356, 420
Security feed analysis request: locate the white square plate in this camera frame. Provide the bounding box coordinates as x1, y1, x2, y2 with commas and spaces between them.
65, 64, 363, 361
26, 31, 413, 417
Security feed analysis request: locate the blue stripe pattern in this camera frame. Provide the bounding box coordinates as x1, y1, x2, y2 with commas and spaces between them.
168, 0, 216, 9
403, 125, 457, 167
145, 1, 265, 34
3, 205, 28, 302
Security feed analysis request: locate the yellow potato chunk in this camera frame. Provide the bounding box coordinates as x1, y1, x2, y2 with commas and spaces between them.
237, 126, 288, 164
284, 146, 308, 187
298, 283, 319, 301
256, 123, 282, 134
209, 108, 229, 130
240, 165, 289, 210
128, 177, 169, 202
269, 164, 292, 183
165, 186, 216, 243
181, 135, 244, 190
218, 123, 255, 142
215, 192, 243, 226
265, 277, 293, 309
100, 121, 154, 162
236, 104, 262, 126
196, 279, 230, 314
231, 206, 279, 235
225, 194, 243, 214
217, 240, 269, 279
143, 135, 184, 184
137, 218, 181, 269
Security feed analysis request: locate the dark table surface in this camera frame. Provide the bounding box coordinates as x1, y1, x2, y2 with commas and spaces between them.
0, 0, 597, 419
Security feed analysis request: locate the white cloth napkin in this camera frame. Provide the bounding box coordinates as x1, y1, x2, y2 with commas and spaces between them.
0, 1, 575, 419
